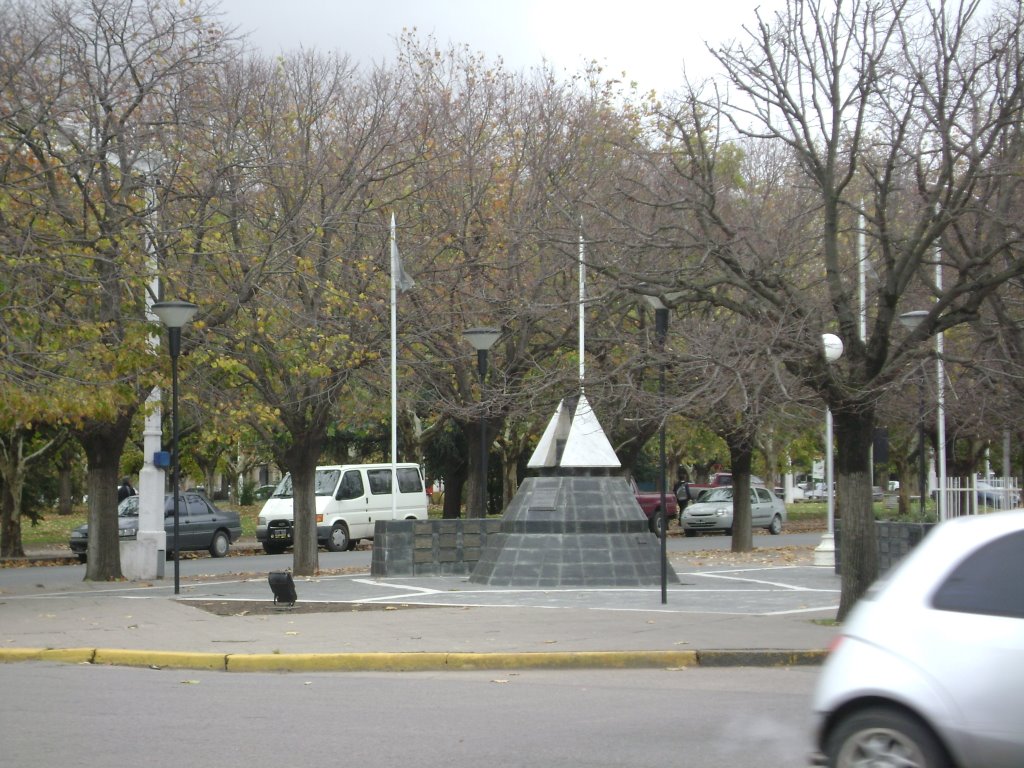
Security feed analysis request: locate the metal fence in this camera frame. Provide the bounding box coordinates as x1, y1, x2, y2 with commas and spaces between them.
938, 476, 1021, 519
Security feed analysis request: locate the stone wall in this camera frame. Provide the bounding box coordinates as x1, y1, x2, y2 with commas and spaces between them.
835, 520, 937, 575
370, 518, 503, 577
876, 520, 936, 574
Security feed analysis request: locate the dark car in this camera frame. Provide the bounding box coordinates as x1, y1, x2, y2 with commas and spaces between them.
69, 492, 242, 563
252, 484, 277, 502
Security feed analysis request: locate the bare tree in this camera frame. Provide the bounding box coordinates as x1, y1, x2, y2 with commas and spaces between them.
616, 0, 1024, 618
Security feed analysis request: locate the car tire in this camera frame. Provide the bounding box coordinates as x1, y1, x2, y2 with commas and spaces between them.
826, 706, 950, 768
77, 554, 87, 564
209, 530, 230, 558
346, 538, 359, 551
648, 513, 662, 537
683, 529, 697, 538
262, 541, 286, 555
768, 514, 783, 535
326, 522, 350, 552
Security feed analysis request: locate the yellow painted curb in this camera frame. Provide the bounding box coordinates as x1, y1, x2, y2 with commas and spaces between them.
227, 652, 452, 672
92, 649, 227, 670
444, 651, 699, 670
226, 650, 698, 672
0, 647, 95, 664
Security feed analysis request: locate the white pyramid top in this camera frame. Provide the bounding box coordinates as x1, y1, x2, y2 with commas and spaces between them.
527, 394, 620, 469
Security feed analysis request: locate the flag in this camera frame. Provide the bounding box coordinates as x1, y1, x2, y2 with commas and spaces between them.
391, 214, 415, 292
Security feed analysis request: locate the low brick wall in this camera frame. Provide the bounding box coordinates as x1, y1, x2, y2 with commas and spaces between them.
876, 520, 936, 573
370, 518, 503, 577
835, 520, 937, 575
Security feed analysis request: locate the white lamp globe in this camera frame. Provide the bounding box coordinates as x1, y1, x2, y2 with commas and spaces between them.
822, 333, 844, 362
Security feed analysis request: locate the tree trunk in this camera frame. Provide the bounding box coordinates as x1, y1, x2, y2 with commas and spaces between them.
77, 415, 134, 581
727, 435, 755, 553
442, 461, 468, 519
58, 452, 75, 516
282, 433, 325, 577
1, 485, 24, 558
834, 404, 878, 621
463, 420, 489, 517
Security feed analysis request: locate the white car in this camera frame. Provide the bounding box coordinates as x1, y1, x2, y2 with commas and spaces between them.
679, 485, 786, 536
811, 510, 1024, 768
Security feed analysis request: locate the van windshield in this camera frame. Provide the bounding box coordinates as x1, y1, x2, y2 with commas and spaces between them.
270, 469, 341, 498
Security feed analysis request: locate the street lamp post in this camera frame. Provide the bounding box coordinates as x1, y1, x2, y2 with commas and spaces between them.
463, 327, 501, 518
642, 296, 670, 604
814, 333, 844, 568
900, 310, 929, 519
152, 300, 198, 595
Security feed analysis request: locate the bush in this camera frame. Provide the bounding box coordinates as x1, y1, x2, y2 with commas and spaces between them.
238, 482, 256, 507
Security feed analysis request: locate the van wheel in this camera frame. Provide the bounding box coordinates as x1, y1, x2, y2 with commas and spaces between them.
326, 523, 350, 552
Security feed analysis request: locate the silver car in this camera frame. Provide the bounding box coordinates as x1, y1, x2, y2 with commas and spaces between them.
811, 510, 1024, 768
679, 485, 786, 536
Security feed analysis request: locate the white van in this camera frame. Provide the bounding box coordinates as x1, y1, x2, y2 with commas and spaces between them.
255, 463, 428, 554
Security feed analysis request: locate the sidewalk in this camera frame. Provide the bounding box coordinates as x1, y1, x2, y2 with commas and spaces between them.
0, 546, 841, 672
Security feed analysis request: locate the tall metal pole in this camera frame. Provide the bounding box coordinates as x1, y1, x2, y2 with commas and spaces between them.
815, 334, 843, 567
169, 325, 182, 595
151, 300, 197, 595
918, 383, 926, 519
477, 348, 489, 518
463, 327, 500, 519
655, 307, 668, 605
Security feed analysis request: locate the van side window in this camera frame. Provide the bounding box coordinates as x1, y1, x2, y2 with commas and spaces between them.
397, 467, 423, 494
366, 469, 393, 495
336, 470, 364, 500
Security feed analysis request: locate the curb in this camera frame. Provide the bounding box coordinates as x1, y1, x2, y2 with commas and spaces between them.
0, 647, 826, 672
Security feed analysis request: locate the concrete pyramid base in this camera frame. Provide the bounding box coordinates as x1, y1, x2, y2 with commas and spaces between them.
469, 475, 678, 587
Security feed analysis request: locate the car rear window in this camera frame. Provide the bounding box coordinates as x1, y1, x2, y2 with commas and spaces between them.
931, 529, 1024, 619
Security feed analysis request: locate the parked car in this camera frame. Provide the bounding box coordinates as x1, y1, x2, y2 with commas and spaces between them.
811, 510, 1024, 768
776, 485, 806, 502
974, 480, 1020, 509
69, 492, 242, 563
804, 482, 829, 501
252, 484, 277, 502
629, 476, 679, 536
682, 471, 767, 501
678, 485, 786, 536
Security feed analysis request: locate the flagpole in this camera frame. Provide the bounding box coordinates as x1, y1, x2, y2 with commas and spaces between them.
390, 213, 399, 518
578, 222, 585, 391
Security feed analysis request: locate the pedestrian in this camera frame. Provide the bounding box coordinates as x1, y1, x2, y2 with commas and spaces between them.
117, 477, 136, 502
673, 475, 690, 506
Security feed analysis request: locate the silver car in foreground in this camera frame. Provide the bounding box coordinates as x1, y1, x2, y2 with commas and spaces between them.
679, 485, 786, 536
811, 510, 1024, 768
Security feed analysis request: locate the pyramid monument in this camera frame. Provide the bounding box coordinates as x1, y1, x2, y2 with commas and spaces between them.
469, 393, 677, 587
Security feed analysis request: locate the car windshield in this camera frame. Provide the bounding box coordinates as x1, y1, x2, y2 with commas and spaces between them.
118, 496, 140, 517
271, 469, 341, 498
701, 488, 734, 502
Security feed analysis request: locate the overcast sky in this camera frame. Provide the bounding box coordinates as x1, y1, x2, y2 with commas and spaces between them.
211, 0, 786, 95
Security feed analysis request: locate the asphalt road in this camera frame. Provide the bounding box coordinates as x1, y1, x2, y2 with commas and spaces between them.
0, 663, 819, 768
